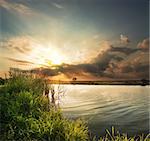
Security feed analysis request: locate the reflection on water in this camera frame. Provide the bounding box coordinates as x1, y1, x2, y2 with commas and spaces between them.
59, 85, 149, 135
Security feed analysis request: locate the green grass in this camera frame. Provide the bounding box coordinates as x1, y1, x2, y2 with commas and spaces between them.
95, 127, 150, 141
0, 74, 89, 141
0, 72, 149, 141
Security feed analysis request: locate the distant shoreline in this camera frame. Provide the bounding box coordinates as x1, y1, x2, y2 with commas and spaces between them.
47, 80, 150, 86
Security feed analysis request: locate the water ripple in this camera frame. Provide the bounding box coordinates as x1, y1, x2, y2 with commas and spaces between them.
61, 85, 149, 135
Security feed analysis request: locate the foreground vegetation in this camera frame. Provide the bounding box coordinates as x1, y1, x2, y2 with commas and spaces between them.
0, 72, 89, 141
95, 127, 150, 141
0, 70, 149, 141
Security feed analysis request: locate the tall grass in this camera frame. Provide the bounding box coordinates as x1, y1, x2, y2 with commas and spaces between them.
94, 127, 150, 141
0, 73, 89, 141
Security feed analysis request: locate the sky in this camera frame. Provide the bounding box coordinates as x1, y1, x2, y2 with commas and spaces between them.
0, 0, 149, 80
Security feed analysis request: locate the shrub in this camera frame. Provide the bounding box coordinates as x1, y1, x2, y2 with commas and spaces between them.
0, 77, 5, 85
5, 74, 45, 96
0, 74, 89, 141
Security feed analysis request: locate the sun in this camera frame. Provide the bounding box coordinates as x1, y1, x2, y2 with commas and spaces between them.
32, 45, 65, 66
50, 52, 63, 65
29, 43, 65, 67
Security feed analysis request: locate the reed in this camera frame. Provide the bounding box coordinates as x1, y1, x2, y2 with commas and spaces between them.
94, 127, 150, 141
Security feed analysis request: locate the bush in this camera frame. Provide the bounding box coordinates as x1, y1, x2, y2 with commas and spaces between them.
0, 77, 5, 85
0, 74, 89, 141
4, 74, 45, 96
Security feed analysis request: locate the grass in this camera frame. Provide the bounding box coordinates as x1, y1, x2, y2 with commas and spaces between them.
95, 127, 150, 141
0, 73, 89, 141
0, 71, 149, 141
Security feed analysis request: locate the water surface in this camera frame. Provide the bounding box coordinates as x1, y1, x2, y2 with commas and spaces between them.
58, 85, 149, 135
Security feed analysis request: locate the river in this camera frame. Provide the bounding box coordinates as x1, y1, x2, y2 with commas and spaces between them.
53, 85, 149, 136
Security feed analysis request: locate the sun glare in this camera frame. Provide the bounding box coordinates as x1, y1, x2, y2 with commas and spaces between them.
29, 44, 64, 67
50, 52, 63, 65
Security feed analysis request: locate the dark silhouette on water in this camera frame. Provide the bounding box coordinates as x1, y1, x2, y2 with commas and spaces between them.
44, 87, 49, 98
51, 89, 55, 104
141, 79, 148, 86
72, 77, 77, 81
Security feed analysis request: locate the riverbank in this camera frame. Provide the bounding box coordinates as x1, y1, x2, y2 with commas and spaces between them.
47, 80, 150, 86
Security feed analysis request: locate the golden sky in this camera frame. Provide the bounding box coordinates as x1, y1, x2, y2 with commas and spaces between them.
0, 0, 149, 80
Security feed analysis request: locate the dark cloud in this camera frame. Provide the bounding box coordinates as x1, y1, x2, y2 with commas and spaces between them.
5, 57, 35, 65
104, 49, 149, 79
110, 47, 139, 55
31, 68, 59, 76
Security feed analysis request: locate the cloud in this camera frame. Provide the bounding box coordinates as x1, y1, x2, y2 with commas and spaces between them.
31, 67, 59, 76
5, 57, 35, 65
110, 47, 139, 55
12, 47, 149, 80
4, 37, 149, 80
105, 51, 149, 79
29, 40, 148, 80
137, 38, 149, 50
0, 0, 33, 15
51, 2, 64, 9
26, 44, 124, 78
1, 36, 32, 54
120, 34, 130, 44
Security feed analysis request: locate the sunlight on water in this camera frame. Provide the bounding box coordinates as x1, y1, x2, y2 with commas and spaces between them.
58, 85, 149, 135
